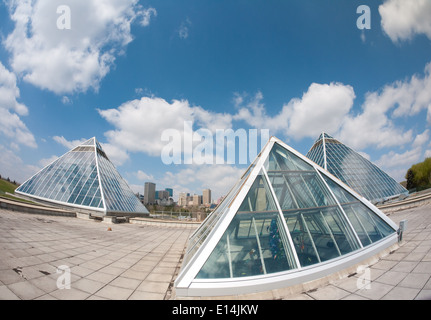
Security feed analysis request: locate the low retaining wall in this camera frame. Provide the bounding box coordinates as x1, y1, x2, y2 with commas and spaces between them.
378, 192, 431, 214
0, 197, 76, 217
129, 217, 200, 229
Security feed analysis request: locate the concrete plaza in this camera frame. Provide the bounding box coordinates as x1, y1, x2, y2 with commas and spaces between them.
0, 201, 430, 300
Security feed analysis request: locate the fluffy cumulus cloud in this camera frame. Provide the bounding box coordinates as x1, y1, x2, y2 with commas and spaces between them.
339, 62, 431, 150
282, 83, 355, 140
3, 0, 156, 94
98, 96, 233, 164
0, 61, 36, 148
234, 83, 355, 141
379, 0, 431, 42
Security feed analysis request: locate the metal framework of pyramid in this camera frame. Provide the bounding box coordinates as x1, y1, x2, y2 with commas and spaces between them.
174, 137, 399, 297
15, 138, 149, 217
307, 132, 408, 203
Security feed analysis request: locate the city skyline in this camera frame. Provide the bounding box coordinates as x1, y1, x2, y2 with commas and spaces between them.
0, 1, 430, 202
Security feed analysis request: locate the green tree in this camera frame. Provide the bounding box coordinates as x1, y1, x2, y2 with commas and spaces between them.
405, 168, 415, 190
406, 157, 431, 191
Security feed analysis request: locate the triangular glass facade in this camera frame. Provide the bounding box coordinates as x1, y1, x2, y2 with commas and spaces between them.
15, 138, 148, 216
175, 137, 399, 297
307, 132, 408, 202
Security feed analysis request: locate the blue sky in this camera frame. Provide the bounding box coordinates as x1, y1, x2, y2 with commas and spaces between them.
1, 0, 430, 202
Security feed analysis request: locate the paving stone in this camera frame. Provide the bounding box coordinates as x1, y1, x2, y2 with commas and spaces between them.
415, 289, 431, 300
412, 261, 431, 274
136, 280, 169, 294
306, 285, 350, 300
94, 285, 133, 300
355, 282, 394, 300
382, 287, 420, 300
375, 271, 408, 286
7, 281, 46, 299
398, 273, 431, 289
2, 204, 431, 300
49, 288, 91, 300
128, 290, 165, 300
0, 285, 20, 300
72, 278, 106, 294
109, 276, 142, 290
391, 261, 419, 273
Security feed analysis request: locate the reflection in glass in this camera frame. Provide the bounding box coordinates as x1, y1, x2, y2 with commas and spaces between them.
197, 173, 296, 278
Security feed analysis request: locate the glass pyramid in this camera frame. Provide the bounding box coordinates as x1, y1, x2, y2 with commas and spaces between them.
175, 137, 399, 297
307, 132, 408, 202
15, 138, 149, 216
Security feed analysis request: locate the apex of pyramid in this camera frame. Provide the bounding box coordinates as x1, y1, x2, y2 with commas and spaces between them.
15, 136, 148, 216
174, 136, 399, 297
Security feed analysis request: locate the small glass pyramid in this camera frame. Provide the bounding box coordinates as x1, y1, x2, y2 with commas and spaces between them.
15, 138, 149, 216
307, 132, 408, 202
175, 137, 399, 297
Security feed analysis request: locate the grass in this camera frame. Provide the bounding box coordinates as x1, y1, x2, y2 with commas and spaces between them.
0, 178, 19, 194
0, 178, 37, 205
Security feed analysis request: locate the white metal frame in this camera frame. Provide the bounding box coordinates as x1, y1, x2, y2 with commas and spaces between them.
175, 136, 399, 297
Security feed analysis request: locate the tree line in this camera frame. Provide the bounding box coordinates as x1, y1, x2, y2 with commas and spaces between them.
405, 158, 431, 191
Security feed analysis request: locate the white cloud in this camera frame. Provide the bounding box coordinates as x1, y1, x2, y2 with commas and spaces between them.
52, 135, 129, 166
283, 83, 355, 140
338, 62, 431, 150
376, 147, 422, 170
0, 145, 39, 183
98, 96, 233, 164
234, 83, 356, 141
38, 155, 59, 168
379, 0, 431, 42
137, 7, 157, 27
413, 129, 429, 148
375, 147, 423, 182
178, 18, 191, 39
0, 61, 36, 148
99, 142, 130, 166
136, 170, 154, 182
3, 0, 156, 94
53, 135, 87, 149
336, 89, 413, 150
61, 96, 72, 105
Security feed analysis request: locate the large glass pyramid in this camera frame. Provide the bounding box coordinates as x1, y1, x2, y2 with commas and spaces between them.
307, 132, 408, 203
15, 138, 149, 216
174, 137, 399, 297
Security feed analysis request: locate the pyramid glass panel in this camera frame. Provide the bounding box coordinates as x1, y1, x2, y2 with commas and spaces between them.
265, 146, 360, 267
307, 133, 408, 202
197, 171, 296, 279
322, 174, 395, 246
175, 137, 398, 297
15, 138, 148, 216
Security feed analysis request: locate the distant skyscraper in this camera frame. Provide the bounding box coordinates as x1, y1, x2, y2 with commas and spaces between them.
165, 188, 173, 197
157, 190, 169, 200
193, 194, 202, 206
203, 189, 211, 206
178, 192, 189, 206
306, 132, 408, 202
144, 182, 156, 205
